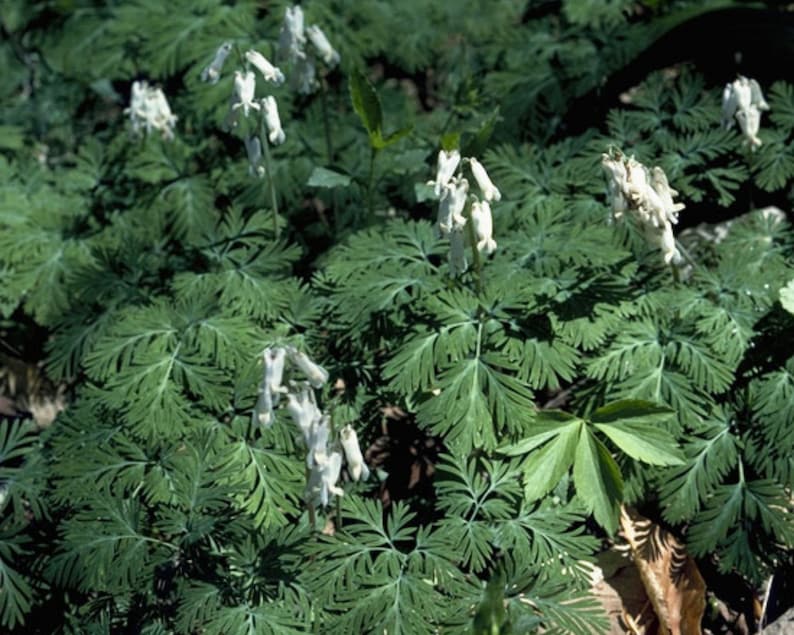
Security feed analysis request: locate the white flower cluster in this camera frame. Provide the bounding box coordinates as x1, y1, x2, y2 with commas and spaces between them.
252, 346, 369, 507
601, 150, 685, 265
278, 5, 340, 94
124, 81, 178, 140
428, 149, 500, 275
721, 75, 769, 149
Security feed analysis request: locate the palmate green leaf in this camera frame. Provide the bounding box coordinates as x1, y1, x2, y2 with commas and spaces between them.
509, 418, 580, 501
573, 427, 623, 534
590, 400, 684, 466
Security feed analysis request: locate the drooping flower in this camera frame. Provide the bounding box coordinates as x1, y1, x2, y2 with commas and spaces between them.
601, 150, 685, 265
244, 136, 265, 177
292, 51, 319, 95
722, 76, 769, 148
468, 157, 501, 202
245, 49, 285, 85
232, 71, 260, 118
279, 5, 306, 65
251, 347, 288, 426
340, 425, 370, 481
306, 414, 331, 467
307, 450, 344, 506
430, 149, 461, 198
306, 25, 340, 67
125, 81, 178, 140
262, 96, 286, 145
471, 199, 497, 254
286, 383, 321, 442
287, 346, 329, 388
437, 176, 468, 235
448, 226, 468, 276
201, 42, 233, 85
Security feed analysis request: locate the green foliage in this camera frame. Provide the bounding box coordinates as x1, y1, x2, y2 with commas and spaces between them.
1, 0, 793, 633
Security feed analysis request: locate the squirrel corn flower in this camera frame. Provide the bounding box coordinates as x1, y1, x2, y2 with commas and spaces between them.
292, 51, 318, 95
252, 386, 275, 427
201, 42, 232, 85
469, 157, 501, 202
306, 25, 340, 67
602, 150, 684, 265
244, 136, 265, 177
232, 71, 260, 117
286, 384, 321, 441
246, 49, 285, 85
430, 149, 461, 198
279, 5, 306, 64
448, 227, 468, 276
308, 450, 344, 506
722, 76, 769, 148
340, 425, 370, 482
471, 200, 497, 254
287, 347, 329, 388
307, 414, 330, 467
125, 81, 177, 140
262, 96, 286, 145
437, 176, 468, 235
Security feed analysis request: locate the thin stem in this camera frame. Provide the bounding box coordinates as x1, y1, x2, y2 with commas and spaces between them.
464, 199, 484, 295
366, 147, 378, 219
260, 124, 280, 237
319, 78, 334, 165
671, 263, 681, 284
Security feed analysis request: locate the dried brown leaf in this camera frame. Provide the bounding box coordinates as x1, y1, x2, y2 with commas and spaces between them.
620, 506, 706, 635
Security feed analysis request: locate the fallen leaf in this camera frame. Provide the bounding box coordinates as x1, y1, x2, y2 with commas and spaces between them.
620, 506, 706, 635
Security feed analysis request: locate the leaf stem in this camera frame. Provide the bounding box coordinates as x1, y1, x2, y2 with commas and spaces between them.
320, 77, 334, 165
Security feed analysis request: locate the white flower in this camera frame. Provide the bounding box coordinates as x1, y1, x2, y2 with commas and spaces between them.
252, 385, 275, 427
232, 71, 260, 117
430, 149, 461, 198
263, 348, 287, 403
468, 157, 501, 202
601, 151, 684, 266
601, 152, 629, 219
245, 49, 285, 85
244, 136, 265, 177
287, 346, 329, 388
262, 96, 286, 145
340, 425, 370, 482
448, 226, 468, 276
649, 167, 685, 226
437, 176, 468, 235
307, 414, 331, 468
279, 5, 306, 64
125, 81, 177, 140
292, 51, 318, 95
306, 25, 340, 67
201, 42, 232, 85
286, 383, 321, 442
251, 347, 288, 427
308, 450, 344, 506
722, 76, 769, 148
471, 199, 496, 255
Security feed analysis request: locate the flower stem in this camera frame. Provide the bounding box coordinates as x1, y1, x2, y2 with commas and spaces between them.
320, 78, 334, 165
464, 200, 484, 295
260, 125, 280, 238
366, 147, 378, 219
